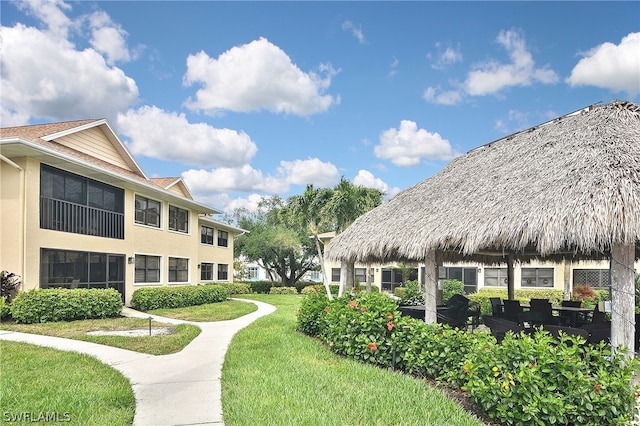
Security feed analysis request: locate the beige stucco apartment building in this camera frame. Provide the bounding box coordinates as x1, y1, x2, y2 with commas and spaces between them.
0, 119, 244, 305
318, 232, 639, 297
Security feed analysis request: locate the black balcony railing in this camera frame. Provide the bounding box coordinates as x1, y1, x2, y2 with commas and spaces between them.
40, 197, 124, 239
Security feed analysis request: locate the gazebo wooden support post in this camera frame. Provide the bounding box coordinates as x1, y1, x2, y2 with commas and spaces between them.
423, 250, 437, 324
507, 253, 515, 300
610, 243, 635, 356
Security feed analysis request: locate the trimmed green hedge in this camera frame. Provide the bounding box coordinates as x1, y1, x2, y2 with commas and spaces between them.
269, 286, 298, 295
297, 292, 639, 426
10, 288, 123, 323
469, 288, 566, 316
130, 284, 228, 311
219, 282, 252, 295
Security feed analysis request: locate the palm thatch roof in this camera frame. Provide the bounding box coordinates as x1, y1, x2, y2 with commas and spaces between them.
327, 100, 640, 265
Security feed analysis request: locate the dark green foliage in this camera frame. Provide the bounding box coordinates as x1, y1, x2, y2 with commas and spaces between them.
297, 292, 640, 425
269, 286, 297, 295
398, 280, 424, 306
10, 288, 123, 323
442, 279, 465, 302
249, 281, 273, 294
0, 297, 10, 320
130, 284, 228, 311
219, 282, 252, 295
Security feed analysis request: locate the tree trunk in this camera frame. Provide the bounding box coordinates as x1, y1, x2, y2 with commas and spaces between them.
423, 250, 437, 324
610, 243, 635, 357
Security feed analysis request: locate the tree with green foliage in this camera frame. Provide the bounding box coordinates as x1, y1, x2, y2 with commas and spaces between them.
233, 195, 318, 286
287, 184, 334, 298
322, 177, 383, 295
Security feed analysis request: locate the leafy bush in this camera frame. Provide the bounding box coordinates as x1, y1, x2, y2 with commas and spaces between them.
463, 330, 638, 426
0, 270, 21, 303
398, 280, 424, 306
301, 285, 323, 295
10, 288, 123, 323
130, 284, 228, 311
249, 281, 273, 294
296, 290, 330, 336
442, 279, 465, 302
297, 291, 640, 425
0, 296, 10, 320
574, 284, 597, 302
269, 286, 297, 295
219, 282, 252, 295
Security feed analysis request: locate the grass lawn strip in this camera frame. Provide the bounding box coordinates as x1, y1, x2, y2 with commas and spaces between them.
222, 294, 484, 426
1, 340, 135, 426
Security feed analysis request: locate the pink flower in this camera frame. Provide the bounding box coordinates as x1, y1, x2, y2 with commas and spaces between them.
368, 342, 377, 351
348, 300, 357, 309
387, 321, 394, 331
360, 307, 366, 313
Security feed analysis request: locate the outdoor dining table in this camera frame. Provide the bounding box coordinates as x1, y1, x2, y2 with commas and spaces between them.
518, 303, 593, 327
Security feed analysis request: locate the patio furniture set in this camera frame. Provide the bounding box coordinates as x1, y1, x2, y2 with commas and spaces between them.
484, 297, 610, 344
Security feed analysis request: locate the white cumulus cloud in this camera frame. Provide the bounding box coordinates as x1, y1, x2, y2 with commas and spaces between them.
353, 170, 388, 193
464, 29, 559, 96
181, 158, 340, 202
0, 2, 138, 124
566, 32, 640, 97
117, 106, 258, 168
276, 158, 340, 187
374, 120, 455, 167
183, 37, 339, 116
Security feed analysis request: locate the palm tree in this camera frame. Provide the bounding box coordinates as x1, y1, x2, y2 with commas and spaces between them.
323, 177, 383, 295
287, 185, 334, 299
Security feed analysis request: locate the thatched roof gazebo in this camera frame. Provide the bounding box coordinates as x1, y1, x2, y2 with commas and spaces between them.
327, 100, 640, 353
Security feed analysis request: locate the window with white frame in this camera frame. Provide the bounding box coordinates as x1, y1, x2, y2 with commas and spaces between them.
200, 262, 214, 281
169, 257, 189, 282
331, 268, 341, 282
169, 205, 189, 233
355, 268, 367, 284
217, 264, 229, 281
484, 268, 508, 287
135, 255, 161, 283
521, 268, 554, 287
201, 226, 214, 245
135, 196, 161, 228
217, 230, 229, 247
247, 266, 259, 280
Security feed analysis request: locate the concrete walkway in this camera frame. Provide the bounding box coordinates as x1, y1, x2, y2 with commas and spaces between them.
0, 298, 276, 426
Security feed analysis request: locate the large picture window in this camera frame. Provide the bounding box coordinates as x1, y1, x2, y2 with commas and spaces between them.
169, 206, 189, 233
40, 164, 124, 239
521, 268, 554, 287
484, 268, 508, 287
40, 248, 125, 300
169, 257, 189, 282
135, 255, 161, 283
135, 196, 161, 227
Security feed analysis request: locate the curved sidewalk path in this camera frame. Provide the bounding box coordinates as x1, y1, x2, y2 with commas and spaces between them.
0, 298, 276, 426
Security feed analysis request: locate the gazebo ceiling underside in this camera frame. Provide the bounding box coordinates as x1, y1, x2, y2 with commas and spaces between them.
328, 100, 640, 266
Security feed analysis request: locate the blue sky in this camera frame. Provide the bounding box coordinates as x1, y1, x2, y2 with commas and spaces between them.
2, 1, 639, 215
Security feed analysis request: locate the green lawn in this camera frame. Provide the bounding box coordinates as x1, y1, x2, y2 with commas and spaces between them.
222, 294, 483, 425
148, 298, 257, 321
0, 340, 135, 426
1, 295, 483, 425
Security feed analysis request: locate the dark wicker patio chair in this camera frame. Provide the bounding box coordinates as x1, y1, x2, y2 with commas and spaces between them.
482, 315, 524, 343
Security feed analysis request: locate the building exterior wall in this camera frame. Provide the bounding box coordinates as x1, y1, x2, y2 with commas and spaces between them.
1, 120, 242, 306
